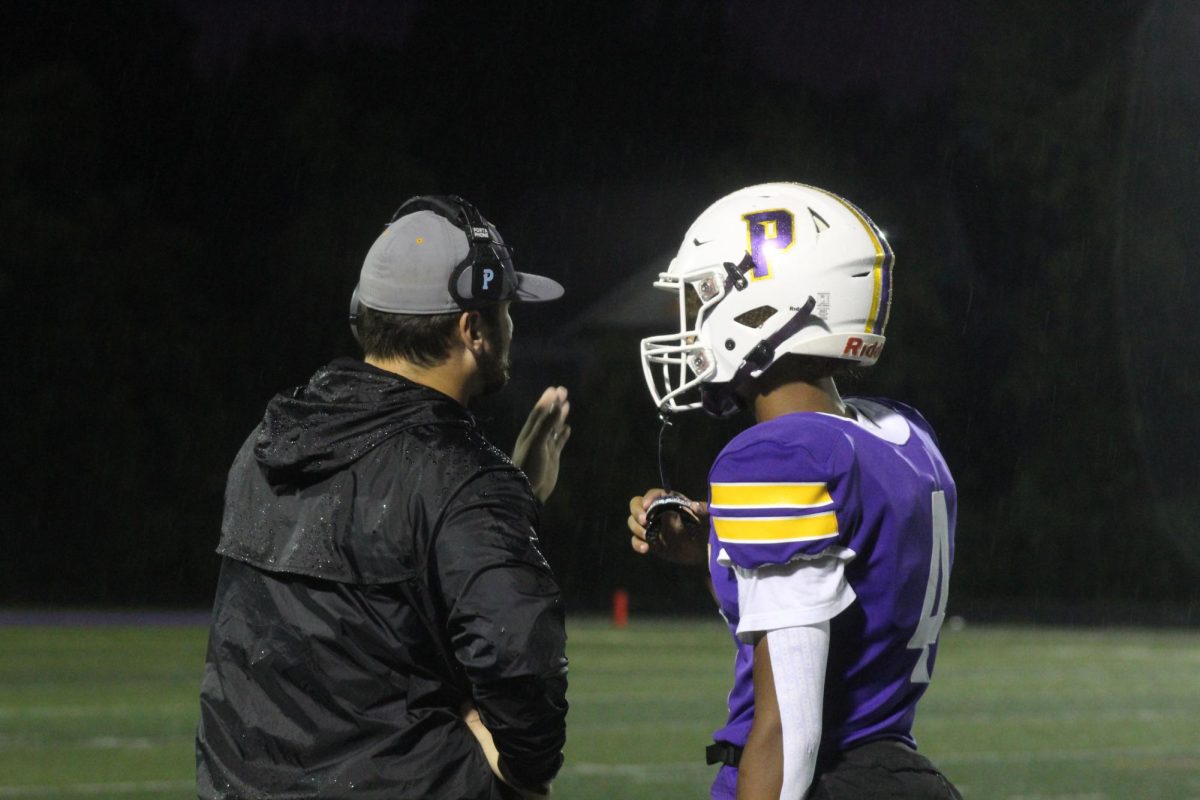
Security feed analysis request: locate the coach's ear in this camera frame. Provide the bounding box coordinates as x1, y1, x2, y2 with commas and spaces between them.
460, 310, 486, 353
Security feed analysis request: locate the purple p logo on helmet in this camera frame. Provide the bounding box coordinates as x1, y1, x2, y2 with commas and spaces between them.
743, 209, 795, 279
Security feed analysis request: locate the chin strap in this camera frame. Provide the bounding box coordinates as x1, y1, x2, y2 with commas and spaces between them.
700, 295, 818, 417
656, 412, 674, 492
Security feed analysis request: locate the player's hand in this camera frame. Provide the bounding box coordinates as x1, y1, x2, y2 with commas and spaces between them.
627, 488, 708, 565
512, 386, 571, 504
461, 704, 550, 799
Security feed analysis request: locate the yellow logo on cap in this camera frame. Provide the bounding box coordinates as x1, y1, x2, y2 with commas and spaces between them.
415, 237, 425, 244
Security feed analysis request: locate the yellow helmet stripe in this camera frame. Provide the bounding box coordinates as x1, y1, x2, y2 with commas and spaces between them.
805, 185, 894, 335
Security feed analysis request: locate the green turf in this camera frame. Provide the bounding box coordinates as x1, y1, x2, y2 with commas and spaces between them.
0, 618, 1197, 799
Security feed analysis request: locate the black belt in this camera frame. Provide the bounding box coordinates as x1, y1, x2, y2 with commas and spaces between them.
707, 738, 914, 769
705, 741, 742, 767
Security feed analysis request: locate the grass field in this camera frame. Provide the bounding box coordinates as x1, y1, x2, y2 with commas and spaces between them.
0, 617, 1198, 799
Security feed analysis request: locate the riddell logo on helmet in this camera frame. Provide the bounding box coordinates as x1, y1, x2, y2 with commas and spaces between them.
843, 338, 883, 359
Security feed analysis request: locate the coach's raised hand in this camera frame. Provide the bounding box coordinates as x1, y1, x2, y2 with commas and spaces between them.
512, 386, 571, 503
627, 488, 709, 565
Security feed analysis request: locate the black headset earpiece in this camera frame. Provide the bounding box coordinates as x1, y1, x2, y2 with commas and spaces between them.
387, 195, 512, 307
350, 195, 516, 343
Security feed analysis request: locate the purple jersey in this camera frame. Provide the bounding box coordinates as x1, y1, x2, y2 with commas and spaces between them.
707, 397, 956, 758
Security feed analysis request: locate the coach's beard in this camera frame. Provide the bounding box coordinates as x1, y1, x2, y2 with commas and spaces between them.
478, 343, 511, 396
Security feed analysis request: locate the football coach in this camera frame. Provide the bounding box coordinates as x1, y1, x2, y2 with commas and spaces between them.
196, 195, 571, 800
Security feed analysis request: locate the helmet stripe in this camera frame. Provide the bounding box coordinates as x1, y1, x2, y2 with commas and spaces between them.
810, 188, 893, 335
873, 241, 892, 335
874, 241, 894, 335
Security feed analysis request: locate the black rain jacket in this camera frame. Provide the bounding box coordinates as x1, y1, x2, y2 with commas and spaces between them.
196, 358, 567, 800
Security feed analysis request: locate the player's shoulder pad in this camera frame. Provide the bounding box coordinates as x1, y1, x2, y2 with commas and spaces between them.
710, 413, 857, 484
708, 414, 856, 570
852, 396, 941, 446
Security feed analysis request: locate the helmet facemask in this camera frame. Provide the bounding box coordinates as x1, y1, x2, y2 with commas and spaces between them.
639, 261, 734, 413
641, 253, 814, 416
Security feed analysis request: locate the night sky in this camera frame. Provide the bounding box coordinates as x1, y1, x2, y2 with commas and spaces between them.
3, 0, 1197, 618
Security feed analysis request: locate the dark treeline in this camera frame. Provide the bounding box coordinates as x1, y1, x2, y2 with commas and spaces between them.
2, 0, 1196, 618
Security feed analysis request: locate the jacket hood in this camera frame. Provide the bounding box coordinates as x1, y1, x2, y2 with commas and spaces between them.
253, 358, 472, 483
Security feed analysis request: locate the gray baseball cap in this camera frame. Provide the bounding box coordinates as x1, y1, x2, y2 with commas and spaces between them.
352, 207, 564, 315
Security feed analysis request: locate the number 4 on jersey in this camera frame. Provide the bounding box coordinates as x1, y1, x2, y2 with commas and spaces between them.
907, 490, 950, 684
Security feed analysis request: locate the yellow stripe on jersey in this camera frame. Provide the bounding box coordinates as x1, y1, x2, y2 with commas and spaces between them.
713, 512, 840, 543
710, 482, 832, 509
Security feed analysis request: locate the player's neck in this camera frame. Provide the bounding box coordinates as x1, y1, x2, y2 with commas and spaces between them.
752, 377, 853, 424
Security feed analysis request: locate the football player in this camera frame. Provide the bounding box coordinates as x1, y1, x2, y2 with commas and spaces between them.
627, 183, 963, 799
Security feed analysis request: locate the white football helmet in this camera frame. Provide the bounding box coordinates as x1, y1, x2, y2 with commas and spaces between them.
641, 182, 894, 416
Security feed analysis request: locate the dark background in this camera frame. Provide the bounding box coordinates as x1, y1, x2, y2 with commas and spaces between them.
3, 0, 1198, 623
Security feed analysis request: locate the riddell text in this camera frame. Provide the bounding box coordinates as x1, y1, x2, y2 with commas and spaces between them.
843, 338, 883, 359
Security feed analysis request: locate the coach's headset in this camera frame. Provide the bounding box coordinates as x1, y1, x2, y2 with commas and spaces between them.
349, 194, 517, 343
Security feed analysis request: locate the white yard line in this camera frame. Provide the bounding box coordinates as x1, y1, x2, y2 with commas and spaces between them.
0, 780, 193, 797
923, 707, 1196, 724
0, 703, 192, 720
562, 761, 710, 780
938, 744, 1200, 765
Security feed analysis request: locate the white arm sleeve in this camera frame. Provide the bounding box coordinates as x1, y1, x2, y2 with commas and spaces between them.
768, 622, 829, 800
